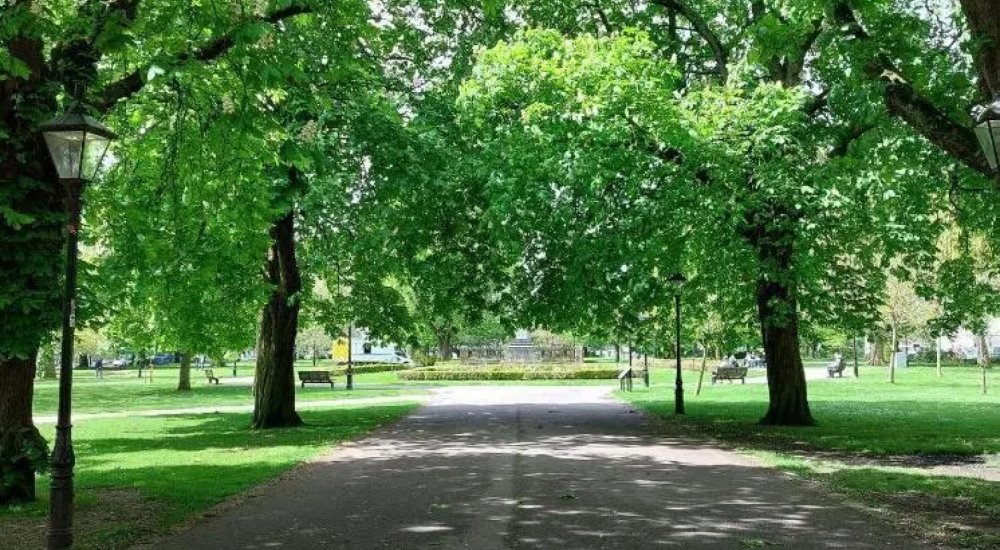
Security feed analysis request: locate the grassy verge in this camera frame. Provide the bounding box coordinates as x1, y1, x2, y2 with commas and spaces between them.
1, 403, 419, 550
32, 368, 428, 416
619, 366, 1000, 549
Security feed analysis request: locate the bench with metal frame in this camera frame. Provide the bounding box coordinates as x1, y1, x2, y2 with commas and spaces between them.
204, 369, 219, 385
298, 370, 335, 388
711, 366, 747, 384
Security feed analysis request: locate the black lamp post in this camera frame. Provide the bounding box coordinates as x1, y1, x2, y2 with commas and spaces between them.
973, 94, 1000, 174
40, 107, 116, 550
668, 273, 686, 415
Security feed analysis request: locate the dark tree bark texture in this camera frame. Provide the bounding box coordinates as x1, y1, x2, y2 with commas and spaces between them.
252, 207, 303, 430
756, 279, 814, 426
743, 203, 815, 426
177, 352, 191, 391
436, 330, 454, 361
0, 357, 47, 503
1, 30, 61, 506
959, 0, 1000, 98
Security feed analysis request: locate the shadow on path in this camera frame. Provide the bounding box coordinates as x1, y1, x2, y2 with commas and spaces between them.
142, 387, 930, 550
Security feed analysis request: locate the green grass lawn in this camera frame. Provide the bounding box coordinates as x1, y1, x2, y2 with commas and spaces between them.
32, 366, 428, 417
1, 403, 419, 550
620, 365, 1000, 549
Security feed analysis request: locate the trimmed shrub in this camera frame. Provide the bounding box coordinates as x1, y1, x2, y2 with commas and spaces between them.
327, 363, 410, 376
412, 350, 436, 367
397, 366, 618, 381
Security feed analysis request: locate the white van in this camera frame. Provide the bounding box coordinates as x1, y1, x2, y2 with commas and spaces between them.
333, 331, 413, 365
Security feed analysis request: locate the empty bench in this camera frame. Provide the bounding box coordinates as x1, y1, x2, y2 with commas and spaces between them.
298, 370, 335, 388
711, 366, 748, 384
204, 369, 219, 385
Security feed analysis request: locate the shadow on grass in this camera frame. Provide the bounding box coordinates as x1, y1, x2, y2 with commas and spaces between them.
628, 397, 1000, 458
1, 404, 419, 550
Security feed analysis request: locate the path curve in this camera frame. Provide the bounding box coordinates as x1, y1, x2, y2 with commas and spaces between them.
139, 386, 932, 550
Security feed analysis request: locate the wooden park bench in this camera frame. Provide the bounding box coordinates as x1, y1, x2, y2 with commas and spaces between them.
827, 360, 847, 378
711, 366, 748, 384
298, 370, 335, 389
204, 369, 219, 385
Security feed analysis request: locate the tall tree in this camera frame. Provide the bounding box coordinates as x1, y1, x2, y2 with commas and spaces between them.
460, 28, 945, 425
1, 0, 349, 501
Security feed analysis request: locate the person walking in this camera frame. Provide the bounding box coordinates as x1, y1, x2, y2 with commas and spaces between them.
94, 356, 104, 379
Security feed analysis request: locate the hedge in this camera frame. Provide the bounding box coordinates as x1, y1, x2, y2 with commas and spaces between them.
397, 366, 619, 381
321, 363, 412, 376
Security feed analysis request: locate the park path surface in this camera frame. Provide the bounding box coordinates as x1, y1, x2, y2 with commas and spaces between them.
140, 386, 933, 550
32, 395, 425, 425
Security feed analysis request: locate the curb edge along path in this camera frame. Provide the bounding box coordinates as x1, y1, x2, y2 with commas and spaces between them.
142, 386, 933, 550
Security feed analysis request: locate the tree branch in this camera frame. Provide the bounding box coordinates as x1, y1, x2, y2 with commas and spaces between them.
829, 123, 874, 159
650, 0, 728, 82
98, 4, 314, 112
832, 2, 994, 179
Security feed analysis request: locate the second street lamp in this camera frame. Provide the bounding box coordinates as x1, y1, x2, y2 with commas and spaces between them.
40, 106, 116, 550
668, 273, 686, 415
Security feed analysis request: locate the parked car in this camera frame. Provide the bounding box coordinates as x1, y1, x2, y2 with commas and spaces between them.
112, 354, 134, 369
152, 353, 176, 365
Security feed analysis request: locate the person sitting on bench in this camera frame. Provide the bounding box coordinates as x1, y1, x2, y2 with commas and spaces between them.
827, 353, 846, 378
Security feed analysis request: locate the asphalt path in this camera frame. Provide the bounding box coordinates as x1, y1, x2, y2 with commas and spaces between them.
142, 386, 929, 550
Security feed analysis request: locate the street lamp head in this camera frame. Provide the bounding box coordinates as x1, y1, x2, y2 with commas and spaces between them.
973, 94, 1000, 172
667, 272, 686, 294
40, 107, 117, 182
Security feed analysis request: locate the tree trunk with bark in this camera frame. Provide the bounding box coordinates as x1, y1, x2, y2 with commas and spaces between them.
977, 331, 990, 395
252, 206, 303, 430
936, 341, 942, 377
1, 31, 61, 506
960, 0, 1000, 98
869, 335, 885, 366
889, 322, 898, 384
743, 204, 814, 426
756, 278, 814, 425
436, 329, 454, 361
177, 352, 191, 391
0, 358, 48, 504
976, 332, 990, 367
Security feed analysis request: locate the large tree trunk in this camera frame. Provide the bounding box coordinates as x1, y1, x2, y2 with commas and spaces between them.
756, 278, 813, 426
976, 332, 990, 368
745, 203, 814, 426
0, 358, 47, 504
869, 335, 885, 366
1, 30, 60, 506
960, 0, 1000, 98
177, 352, 191, 391
436, 329, 454, 361
252, 206, 303, 430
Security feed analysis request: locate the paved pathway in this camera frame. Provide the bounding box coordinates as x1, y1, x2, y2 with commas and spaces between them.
33, 395, 426, 425
142, 386, 931, 550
